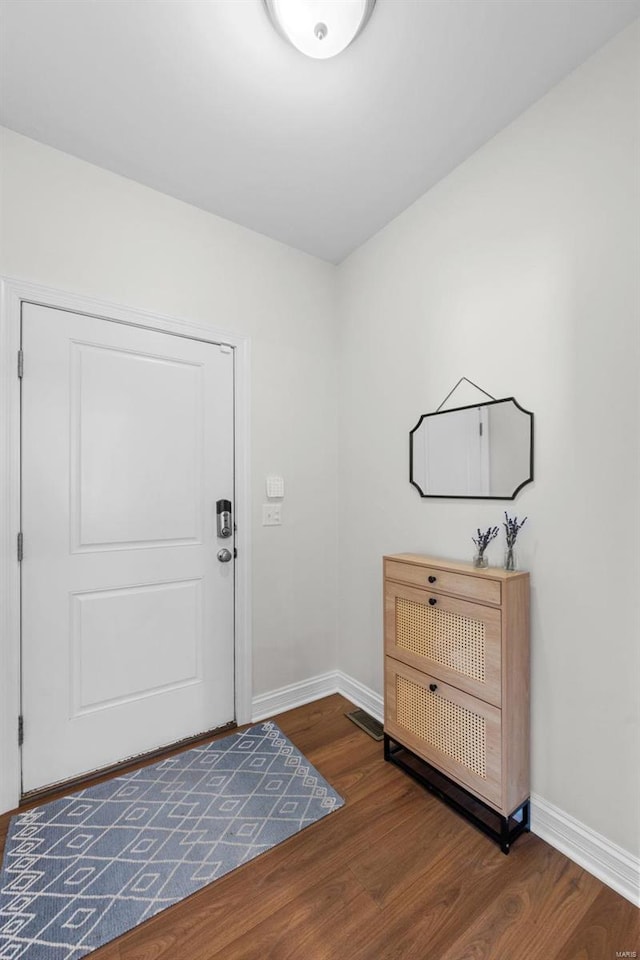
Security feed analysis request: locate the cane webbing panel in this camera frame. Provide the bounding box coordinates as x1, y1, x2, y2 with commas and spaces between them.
396, 597, 486, 682
396, 675, 486, 778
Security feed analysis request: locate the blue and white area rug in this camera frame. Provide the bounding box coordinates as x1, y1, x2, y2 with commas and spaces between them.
0, 721, 344, 959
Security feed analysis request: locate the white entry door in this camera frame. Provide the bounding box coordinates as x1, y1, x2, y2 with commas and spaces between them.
21, 303, 235, 793
420, 407, 489, 496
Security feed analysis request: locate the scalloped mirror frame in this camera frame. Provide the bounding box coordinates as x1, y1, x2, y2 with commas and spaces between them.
410, 397, 534, 500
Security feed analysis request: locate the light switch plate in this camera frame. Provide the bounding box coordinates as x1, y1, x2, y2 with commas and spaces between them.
262, 503, 282, 526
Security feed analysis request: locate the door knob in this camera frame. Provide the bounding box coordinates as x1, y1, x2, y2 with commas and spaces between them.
217, 548, 233, 563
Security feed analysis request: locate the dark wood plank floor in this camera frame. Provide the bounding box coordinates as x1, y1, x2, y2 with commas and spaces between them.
1, 695, 638, 959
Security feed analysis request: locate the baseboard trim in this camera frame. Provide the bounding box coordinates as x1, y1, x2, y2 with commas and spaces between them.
334, 670, 383, 722
530, 792, 640, 906
251, 672, 338, 723
251, 670, 384, 726
252, 672, 639, 907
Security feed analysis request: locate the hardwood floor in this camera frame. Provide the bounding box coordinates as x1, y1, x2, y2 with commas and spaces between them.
1, 694, 638, 959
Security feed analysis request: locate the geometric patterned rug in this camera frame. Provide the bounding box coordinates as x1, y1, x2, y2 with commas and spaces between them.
0, 722, 344, 959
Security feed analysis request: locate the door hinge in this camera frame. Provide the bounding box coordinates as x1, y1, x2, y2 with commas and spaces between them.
479, 422, 483, 437
18, 715, 24, 747
17, 349, 24, 379
17, 532, 23, 562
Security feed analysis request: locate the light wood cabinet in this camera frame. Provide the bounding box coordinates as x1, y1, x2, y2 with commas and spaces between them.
383, 553, 530, 852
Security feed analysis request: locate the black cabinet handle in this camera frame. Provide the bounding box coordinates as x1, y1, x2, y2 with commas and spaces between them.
428, 575, 436, 583
428, 597, 437, 606
429, 683, 438, 692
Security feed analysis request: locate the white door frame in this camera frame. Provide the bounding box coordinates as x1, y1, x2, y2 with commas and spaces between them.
0, 276, 252, 814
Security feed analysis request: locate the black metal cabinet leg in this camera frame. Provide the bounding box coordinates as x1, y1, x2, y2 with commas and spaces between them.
382, 738, 528, 853
500, 817, 511, 854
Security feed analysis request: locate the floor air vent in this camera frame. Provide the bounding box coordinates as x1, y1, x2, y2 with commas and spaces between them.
345, 709, 384, 741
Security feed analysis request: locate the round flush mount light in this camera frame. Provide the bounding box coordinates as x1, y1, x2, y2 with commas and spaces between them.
264, 0, 376, 59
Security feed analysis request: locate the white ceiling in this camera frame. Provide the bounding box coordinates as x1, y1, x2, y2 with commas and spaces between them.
1, 0, 638, 263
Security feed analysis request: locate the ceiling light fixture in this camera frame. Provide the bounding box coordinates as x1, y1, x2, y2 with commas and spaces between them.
264, 0, 376, 59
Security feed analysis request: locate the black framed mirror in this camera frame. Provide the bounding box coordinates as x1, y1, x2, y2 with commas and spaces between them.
410, 398, 533, 500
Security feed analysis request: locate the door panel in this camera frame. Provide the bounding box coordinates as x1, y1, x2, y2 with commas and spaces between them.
72, 341, 204, 548
21, 304, 235, 793
71, 578, 202, 715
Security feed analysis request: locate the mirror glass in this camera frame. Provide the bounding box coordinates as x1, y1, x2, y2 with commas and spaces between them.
410, 398, 533, 499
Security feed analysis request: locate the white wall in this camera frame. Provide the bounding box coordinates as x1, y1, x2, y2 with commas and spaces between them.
336, 22, 640, 857
0, 127, 339, 697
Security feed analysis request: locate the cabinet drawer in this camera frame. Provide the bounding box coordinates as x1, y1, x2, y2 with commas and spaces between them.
384, 559, 501, 606
384, 658, 502, 809
384, 581, 502, 707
